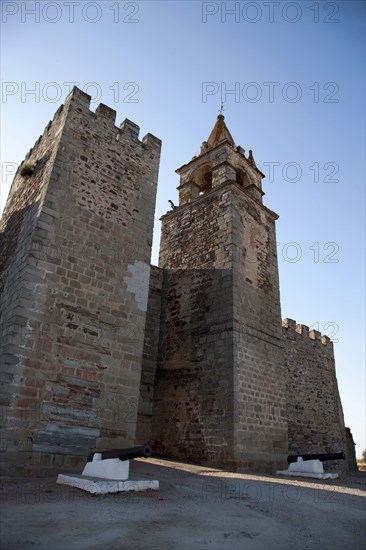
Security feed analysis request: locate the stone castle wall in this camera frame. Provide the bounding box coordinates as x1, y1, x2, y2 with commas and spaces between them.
150, 180, 288, 472
231, 187, 287, 471
136, 266, 163, 444
282, 318, 347, 468
1, 92, 350, 476
151, 187, 236, 467
1, 101, 67, 472
345, 427, 358, 471
0, 87, 161, 475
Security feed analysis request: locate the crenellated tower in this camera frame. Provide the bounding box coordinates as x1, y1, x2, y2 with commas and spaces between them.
151, 115, 288, 471
0, 87, 161, 475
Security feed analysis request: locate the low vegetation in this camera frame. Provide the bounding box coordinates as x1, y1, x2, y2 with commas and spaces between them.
20, 161, 35, 177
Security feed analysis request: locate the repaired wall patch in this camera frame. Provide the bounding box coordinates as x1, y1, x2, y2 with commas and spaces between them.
124, 262, 151, 312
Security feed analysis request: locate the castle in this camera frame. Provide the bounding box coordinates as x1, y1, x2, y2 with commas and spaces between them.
0, 87, 353, 476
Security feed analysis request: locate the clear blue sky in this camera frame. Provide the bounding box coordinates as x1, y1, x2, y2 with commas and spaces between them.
1, 1, 365, 457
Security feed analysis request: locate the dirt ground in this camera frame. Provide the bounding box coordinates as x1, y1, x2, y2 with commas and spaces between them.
1, 457, 365, 550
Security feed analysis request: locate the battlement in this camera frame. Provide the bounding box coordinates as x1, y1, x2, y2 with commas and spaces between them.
2, 87, 161, 230
18, 86, 161, 170
282, 318, 332, 346
63, 86, 161, 150
22, 104, 64, 164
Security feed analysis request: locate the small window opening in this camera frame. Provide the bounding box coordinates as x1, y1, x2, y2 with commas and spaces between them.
200, 170, 212, 193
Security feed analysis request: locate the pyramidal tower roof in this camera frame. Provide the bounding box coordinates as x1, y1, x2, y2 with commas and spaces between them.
206, 114, 235, 148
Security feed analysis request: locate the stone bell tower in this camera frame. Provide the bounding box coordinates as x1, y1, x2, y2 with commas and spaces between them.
151, 114, 288, 472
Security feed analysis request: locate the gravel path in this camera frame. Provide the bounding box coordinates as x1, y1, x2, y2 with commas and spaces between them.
1, 458, 365, 549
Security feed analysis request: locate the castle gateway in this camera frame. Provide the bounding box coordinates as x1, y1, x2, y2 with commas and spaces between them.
0, 88, 348, 475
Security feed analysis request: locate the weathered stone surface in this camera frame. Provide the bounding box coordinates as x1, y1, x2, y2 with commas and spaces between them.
0, 87, 161, 475
345, 427, 358, 471
150, 123, 287, 472
1, 99, 348, 476
142, 115, 346, 473
136, 266, 163, 444
282, 318, 347, 470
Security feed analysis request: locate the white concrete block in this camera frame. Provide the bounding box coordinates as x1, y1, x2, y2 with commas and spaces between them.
276, 458, 338, 479
81, 454, 129, 480
57, 474, 159, 494
288, 457, 324, 474
276, 470, 338, 479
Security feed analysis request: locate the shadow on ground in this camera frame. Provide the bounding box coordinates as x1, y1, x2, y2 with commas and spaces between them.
1, 458, 365, 550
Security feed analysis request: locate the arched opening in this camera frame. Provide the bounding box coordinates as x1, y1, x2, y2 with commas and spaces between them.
193, 165, 213, 195
236, 169, 250, 187
200, 170, 212, 193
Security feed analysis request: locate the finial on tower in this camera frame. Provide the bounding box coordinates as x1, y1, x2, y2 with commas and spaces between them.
206, 107, 235, 148
248, 149, 257, 167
